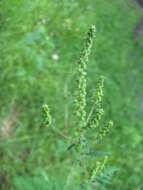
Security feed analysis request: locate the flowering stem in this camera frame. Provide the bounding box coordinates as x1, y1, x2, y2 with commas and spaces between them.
75, 25, 96, 141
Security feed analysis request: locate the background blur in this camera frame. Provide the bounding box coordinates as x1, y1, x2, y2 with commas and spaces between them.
0, 0, 143, 189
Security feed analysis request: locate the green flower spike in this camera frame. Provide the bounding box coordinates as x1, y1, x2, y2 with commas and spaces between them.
98, 120, 114, 140
75, 25, 96, 135
89, 76, 104, 129
42, 104, 52, 127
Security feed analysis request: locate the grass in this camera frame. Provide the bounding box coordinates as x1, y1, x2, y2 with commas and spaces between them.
0, 0, 143, 189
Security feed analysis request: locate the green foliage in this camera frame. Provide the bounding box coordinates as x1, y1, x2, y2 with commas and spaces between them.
0, 0, 143, 189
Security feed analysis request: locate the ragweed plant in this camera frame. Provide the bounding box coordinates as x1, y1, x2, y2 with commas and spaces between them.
42, 26, 114, 189
68, 25, 114, 188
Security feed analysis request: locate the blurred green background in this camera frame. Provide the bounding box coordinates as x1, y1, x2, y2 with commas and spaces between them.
0, 0, 143, 189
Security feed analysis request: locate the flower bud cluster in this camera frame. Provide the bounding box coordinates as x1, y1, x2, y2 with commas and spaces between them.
42, 104, 52, 127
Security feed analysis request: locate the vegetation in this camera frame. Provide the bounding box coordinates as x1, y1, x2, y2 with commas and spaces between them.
42, 25, 114, 190
0, 0, 143, 189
